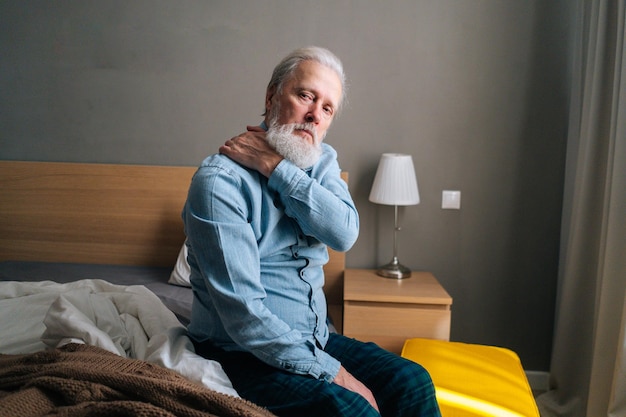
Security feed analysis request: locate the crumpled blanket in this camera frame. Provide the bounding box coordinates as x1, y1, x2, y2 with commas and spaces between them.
0, 279, 236, 396
0, 343, 275, 417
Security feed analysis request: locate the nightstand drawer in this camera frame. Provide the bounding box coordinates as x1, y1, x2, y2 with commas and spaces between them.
343, 301, 451, 353
343, 269, 453, 353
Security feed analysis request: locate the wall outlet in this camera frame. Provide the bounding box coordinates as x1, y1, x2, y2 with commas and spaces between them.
442, 190, 461, 209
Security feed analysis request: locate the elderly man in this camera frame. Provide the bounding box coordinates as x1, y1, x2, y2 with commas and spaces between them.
183, 46, 440, 417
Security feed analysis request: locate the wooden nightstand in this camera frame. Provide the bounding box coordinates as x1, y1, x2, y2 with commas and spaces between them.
343, 268, 452, 354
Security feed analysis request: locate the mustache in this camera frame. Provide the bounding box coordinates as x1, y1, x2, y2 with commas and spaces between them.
272, 122, 319, 142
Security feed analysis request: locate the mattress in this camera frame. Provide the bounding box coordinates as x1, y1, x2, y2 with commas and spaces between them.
0, 261, 193, 325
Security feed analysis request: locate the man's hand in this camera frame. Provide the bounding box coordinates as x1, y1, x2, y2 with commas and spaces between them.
219, 126, 283, 177
333, 366, 380, 413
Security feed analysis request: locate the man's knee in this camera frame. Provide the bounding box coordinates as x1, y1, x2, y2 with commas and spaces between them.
392, 358, 437, 396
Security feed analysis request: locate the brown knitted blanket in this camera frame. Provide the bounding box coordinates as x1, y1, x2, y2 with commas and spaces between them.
0, 343, 275, 417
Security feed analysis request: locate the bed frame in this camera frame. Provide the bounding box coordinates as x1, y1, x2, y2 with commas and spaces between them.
0, 160, 346, 332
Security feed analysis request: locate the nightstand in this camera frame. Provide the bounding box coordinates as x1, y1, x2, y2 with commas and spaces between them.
343, 268, 452, 354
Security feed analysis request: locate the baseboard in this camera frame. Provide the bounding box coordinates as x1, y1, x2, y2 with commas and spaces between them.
525, 370, 550, 393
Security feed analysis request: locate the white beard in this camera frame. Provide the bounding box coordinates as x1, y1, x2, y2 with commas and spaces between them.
266, 121, 324, 169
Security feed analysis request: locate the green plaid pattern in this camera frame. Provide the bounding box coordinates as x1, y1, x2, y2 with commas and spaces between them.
194, 333, 441, 417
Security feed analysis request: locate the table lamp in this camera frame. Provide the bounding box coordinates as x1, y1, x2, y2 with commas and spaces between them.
369, 153, 420, 279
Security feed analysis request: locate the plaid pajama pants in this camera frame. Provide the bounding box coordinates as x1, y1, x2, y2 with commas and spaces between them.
194, 333, 441, 417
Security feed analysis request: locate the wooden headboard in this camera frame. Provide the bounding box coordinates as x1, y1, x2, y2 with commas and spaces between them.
0, 160, 346, 331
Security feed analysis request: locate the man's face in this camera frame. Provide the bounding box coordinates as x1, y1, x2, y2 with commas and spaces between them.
265, 60, 343, 145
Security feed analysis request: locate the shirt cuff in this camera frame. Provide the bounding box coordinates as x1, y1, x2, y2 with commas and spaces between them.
310, 350, 341, 383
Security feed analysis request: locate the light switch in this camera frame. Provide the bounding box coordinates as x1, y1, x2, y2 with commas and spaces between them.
442, 190, 461, 209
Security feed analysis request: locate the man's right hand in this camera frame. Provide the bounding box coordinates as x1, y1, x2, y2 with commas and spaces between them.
219, 126, 283, 178
333, 365, 380, 413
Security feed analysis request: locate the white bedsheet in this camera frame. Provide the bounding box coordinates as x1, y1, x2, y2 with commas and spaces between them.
0, 279, 237, 397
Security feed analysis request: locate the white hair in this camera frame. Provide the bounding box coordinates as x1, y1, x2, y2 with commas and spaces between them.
264, 46, 347, 115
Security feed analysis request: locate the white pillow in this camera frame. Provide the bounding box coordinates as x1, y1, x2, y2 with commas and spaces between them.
168, 244, 191, 287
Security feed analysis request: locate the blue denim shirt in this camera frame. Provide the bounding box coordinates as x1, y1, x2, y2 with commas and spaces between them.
183, 142, 359, 382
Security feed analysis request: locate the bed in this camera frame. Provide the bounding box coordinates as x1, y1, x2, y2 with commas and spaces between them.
0, 160, 347, 416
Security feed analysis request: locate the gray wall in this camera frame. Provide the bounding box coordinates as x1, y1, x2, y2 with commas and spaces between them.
1, 0, 571, 371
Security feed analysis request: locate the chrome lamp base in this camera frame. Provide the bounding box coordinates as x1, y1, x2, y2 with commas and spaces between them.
376, 257, 412, 279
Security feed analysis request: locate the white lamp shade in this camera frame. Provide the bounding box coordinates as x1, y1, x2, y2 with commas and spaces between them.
369, 153, 420, 206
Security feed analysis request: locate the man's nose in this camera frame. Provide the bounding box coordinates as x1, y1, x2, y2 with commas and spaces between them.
305, 103, 322, 123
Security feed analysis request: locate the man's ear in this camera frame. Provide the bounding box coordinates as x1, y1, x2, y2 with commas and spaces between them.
265, 87, 276, 114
